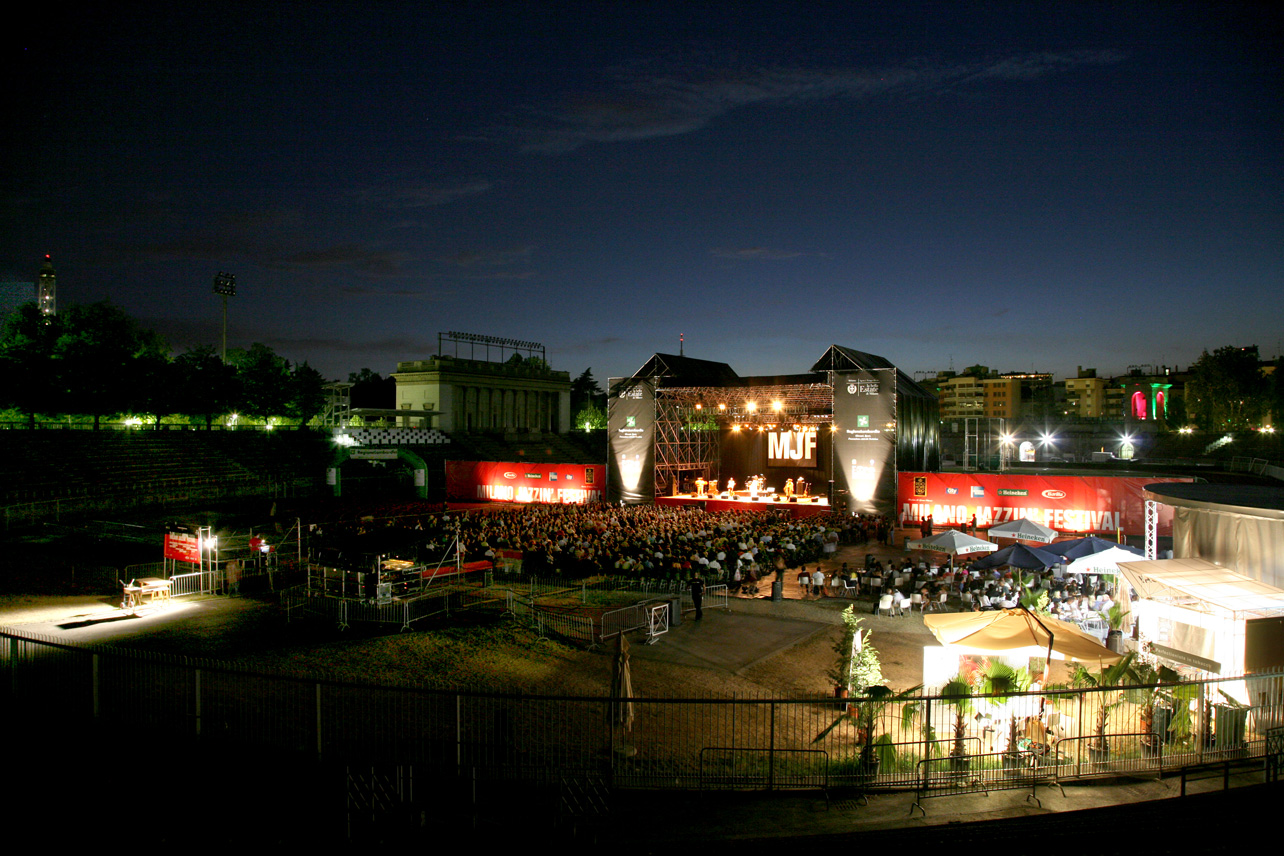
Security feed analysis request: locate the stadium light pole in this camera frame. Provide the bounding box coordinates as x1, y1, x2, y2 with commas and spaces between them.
212, 272, 237, 363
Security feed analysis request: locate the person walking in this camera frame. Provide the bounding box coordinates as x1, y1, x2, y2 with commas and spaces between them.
690, 572, 705, 620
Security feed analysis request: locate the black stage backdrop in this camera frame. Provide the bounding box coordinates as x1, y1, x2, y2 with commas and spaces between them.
719, 426, 830, 497
832, 368, 898, 515
607, 377, 655, 504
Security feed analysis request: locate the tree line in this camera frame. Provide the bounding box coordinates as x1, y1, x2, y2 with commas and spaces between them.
0, 301, 327, 428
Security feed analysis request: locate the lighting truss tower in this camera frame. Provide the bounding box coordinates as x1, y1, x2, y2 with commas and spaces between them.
212, 272, 237, 363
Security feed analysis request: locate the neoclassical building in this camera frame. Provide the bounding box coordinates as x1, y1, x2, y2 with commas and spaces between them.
392, 355, 571, 433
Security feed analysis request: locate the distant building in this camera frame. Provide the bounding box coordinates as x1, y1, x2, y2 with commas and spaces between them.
36, 255, 56, 317
1064, 367, 1108, 418
392, 354, 571, 433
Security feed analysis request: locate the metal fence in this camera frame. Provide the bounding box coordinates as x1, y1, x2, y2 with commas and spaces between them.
2, 627, 1281, 795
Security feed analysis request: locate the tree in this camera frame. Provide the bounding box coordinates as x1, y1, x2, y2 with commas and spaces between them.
289, 361, 327, 427
52, 302, 168, 429
172, 345, 238, 428
0, 302, 62, 426
572, 402, 606, 430
570, 367, 606, 414
348, 368, 395, 409
1186, 346, 1270, 430
229, 343, 291, 421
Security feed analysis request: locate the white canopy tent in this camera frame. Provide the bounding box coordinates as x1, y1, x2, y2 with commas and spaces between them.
1117, 558, 1284, 676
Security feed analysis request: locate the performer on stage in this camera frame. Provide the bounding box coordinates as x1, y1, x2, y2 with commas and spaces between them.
694, 477, 707, 497
726, 477, 736, 495
783, 478, 794, 500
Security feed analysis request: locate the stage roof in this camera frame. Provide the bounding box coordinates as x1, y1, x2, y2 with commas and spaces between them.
811, 344, 938, 401
1143, 483, 1284, 522
630, 353, 740, 387
1117, 557, 1284, 620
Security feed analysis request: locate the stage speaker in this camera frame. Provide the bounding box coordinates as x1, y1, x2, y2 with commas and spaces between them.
788, 496, 797, 503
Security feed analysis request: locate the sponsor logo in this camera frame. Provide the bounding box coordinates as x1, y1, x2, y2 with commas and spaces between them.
503, 471, 517, 479
524, 472, 542, 479
1042, 489, 1067, 499
847, 383, 858, 394
856, 415, 869, 427
970, 486, 985, 498
998, 488, 1028, 497
549, 473, 558, 481
625, 416, 636, 428
946, 487, 958, 495
914, 476, 927, 497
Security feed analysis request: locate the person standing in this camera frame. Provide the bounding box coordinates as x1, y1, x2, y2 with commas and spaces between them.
690, 572, 705, 620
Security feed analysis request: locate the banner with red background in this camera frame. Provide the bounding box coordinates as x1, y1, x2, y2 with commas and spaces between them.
164, 531, 200, 563
897, 473, 1194, 537
446, 461, 605, 504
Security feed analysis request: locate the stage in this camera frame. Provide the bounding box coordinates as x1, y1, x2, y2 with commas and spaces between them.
656, 492, 831, 519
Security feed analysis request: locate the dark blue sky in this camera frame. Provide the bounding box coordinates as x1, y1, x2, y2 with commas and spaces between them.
5, 2, 1281, 384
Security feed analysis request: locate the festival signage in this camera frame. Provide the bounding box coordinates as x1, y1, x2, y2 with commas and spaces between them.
898, 473, 1194, 536
164, 530, 200, 563
607, 377, 655, 504
833, 368, 898, 514
767, 428, 818, 468
445, 461, 604, 504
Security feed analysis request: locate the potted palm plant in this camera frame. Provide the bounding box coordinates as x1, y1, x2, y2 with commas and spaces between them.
815, 684, 921, 782
939, 675, 975, 773
976, 660, 1033, 770
1071, 653, 1135, 762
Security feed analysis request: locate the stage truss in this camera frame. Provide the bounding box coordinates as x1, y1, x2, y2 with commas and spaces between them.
653, 383, 833, 496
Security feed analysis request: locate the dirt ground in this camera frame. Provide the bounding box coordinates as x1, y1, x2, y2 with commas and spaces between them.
0, 540, 976, 698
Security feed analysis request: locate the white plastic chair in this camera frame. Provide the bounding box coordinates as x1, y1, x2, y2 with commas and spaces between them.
877, 594, 895, 617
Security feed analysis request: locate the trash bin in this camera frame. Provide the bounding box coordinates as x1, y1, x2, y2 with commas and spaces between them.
1215, 704, 1248, 749
771, 579, 783, 602
669, 596, 682, 627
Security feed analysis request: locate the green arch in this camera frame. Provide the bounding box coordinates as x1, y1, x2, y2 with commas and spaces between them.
328, 446, 430, 499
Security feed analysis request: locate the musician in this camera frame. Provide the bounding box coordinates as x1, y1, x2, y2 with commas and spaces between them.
783, 478, 794, 499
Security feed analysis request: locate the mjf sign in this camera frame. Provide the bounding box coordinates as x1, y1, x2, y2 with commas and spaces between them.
768, 430, 817, 466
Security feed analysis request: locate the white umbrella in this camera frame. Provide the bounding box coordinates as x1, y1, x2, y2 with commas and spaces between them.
906, 530, 998, 569
986, 517, 1057, 544
906, 529, 999, 557
1065, 546, 1146, 577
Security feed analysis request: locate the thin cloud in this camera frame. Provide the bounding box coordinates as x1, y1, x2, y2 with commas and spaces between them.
506, 50, 1127, 152
341, 284, 451, 299
354, 180, 494, 208
275, 245, 413, 277
439, 244, 536, 267
710, 247, 805, 260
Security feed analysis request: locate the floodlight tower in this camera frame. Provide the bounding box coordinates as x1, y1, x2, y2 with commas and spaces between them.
212, 272, 236, 363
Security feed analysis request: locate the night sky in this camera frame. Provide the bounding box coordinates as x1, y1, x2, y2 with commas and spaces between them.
5, 3, 1281, 385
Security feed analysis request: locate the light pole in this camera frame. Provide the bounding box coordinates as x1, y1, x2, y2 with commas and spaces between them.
212, 272, 236, 363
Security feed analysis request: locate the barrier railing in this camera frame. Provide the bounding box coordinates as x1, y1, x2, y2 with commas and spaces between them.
2, 627, 1282, 795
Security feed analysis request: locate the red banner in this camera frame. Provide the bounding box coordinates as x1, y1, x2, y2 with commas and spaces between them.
445, 461, 605, 504
897, 473, 1194, 537
163, 531, 200, 563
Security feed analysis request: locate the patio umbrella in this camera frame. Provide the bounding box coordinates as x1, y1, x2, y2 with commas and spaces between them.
1054, 536, 1144, 562
1065, 546, 1147, 577
986, 517, 1057, 544
905, 530, 998, 568
611, 633, 635, 733
968, 543, 1063, 571
925, 608, 1123, 665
